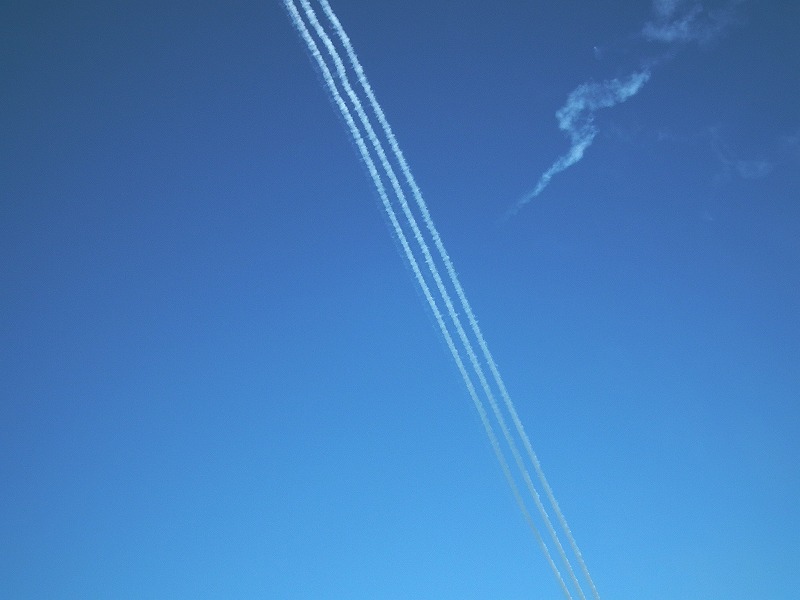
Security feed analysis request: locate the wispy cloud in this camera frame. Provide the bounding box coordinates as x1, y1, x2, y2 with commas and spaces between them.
734, 159, 773, 179
508, 0, 742, 217
642, 0, 739, 44
780, 128, 800, 159
508, 70, 650, 216
710, 127, 777, 182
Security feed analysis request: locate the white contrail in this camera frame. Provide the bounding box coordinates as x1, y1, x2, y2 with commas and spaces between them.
315, 2, 601, 598
311, 0, 591, 594
508, 70, 650, 218
287, 1, 601, 597
283, 3, 574, 598
294, 1, 580, 592
295, 3, 587, 595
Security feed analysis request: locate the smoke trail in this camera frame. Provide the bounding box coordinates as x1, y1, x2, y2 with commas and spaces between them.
301, 3, 590, 597
508, 70, 650, 217
311, 2, 600, 598
283, 3, 574, 598
506, 1, 741, 218
316, 3, 602, 598
287, 2, 603, 597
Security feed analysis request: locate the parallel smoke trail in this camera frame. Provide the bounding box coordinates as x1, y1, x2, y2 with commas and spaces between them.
287, 1, 599, 597
299, 2, 589, 597
315, 2, 600, 598
283, 3, 572, 598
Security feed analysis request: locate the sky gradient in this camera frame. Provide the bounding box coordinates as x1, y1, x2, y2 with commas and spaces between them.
2, 1, 799, 598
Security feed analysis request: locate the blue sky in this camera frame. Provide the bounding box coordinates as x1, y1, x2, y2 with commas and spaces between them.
2, 1, 799, 598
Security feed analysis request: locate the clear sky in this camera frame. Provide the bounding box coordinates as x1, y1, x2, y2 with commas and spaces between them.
2, 1, 798, 598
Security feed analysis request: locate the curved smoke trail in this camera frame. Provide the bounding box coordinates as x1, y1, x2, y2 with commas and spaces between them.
507, 70, 650, 218
507, 0, 740, 218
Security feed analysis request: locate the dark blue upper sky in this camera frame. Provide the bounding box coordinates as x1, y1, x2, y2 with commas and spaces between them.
2, 1, 798, 598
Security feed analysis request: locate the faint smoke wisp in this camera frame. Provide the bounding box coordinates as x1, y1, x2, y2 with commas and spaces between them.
509, 70, 650, 217
642, 0, 737, 44
508, 0, 740, 218
710, 127, 775, 181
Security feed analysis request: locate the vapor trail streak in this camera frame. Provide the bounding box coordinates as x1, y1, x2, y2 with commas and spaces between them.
315, 2, 601, 598
287, 1, 600, 597
283, 3, 574, 597
300, 0, 585, 600
302, 4, 589, 597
